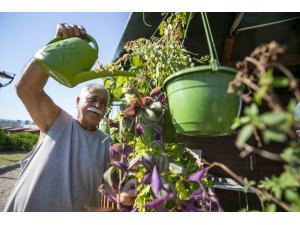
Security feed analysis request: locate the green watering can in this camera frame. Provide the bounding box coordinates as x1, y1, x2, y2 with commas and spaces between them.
34, 34, 134, 88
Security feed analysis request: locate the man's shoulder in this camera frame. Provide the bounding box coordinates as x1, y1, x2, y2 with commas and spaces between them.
46, 109, 71, 133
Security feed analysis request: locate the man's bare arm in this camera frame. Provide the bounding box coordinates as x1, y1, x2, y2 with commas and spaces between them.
15, 23, 88, 133
15, 60, 61, 133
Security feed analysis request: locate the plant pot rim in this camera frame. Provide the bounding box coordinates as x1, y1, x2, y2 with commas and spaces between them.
162, 65, 237, 89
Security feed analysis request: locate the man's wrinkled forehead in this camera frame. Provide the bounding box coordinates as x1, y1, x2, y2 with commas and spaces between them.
80, 87, 108, 100
85, 93, 108, 102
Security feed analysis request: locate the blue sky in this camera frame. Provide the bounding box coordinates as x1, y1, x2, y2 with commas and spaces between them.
0, 12, 130, 121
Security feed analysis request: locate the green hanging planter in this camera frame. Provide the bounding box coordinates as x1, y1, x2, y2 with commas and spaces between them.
162, 12, 242, 136
163, 65, 241, 136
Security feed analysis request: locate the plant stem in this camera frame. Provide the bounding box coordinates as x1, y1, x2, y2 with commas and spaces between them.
206, 161, 290, 211
269, 61, 300, 101
239, 143, 283, 161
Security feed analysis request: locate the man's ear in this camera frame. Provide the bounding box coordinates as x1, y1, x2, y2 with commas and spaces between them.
76, 96, 80, 107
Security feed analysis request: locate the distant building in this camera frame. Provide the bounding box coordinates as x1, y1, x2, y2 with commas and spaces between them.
3, 127, 40, 135
0, 119, 39, 135
0, 119, 35, 128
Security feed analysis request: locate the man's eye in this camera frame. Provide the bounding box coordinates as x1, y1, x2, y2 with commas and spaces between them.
87, 98, 95, 102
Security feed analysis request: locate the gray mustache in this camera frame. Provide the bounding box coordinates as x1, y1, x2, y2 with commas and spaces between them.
87, 107, 102, 115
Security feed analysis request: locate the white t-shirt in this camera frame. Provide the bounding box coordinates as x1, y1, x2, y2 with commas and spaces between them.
4, 110, 111, 212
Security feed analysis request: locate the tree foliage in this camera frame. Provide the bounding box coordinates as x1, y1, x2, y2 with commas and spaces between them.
0, 129, 39, 152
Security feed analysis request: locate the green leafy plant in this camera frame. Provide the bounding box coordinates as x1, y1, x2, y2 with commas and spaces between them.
96, 13, 219, 212
97, 13, 300, 212
97, 12, 208, 110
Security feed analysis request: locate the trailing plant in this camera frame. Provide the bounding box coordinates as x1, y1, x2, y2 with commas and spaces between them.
95, 10, 300, 212
225, 41, 300, 211
96, 12, 209, 111
96, 13, 300, 212
96, 13, 220, 212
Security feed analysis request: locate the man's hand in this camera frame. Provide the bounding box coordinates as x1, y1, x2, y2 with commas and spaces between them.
55, 23, 88, 40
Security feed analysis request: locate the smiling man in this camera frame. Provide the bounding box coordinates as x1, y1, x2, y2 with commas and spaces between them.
3, 24, 113, 212
76, 84, 109, 131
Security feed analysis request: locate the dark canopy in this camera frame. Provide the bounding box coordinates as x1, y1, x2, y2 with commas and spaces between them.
113, 12, 300, 73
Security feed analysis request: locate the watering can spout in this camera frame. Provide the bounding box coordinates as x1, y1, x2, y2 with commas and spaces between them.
73, 70, 135, 87
74, 71, 101, 86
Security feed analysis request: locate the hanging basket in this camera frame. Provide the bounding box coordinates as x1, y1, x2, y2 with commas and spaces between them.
163, 65, 242, 136
162, 13, 243, 136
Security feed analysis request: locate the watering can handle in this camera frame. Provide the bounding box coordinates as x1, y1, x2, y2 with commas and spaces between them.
85, 34, 99, 54
45, 34, 99, 54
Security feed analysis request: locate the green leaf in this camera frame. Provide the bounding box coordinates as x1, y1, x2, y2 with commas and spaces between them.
285, 189, 299, 203
243, 178, 256, 193
259, 69, 274, 86
265, 178, 282, 199
202, 177, 214, 188
262, 129, 287, 144
140, 125, 154, 146
265, 203, 277, 212
287, 98, 297, 114
135, 184, 154, 212
290, 201, 300, 212
254, 86, 267, 105
281, 144, 300, 165
131, 55, 144, 67
231, 119, 241, 130
239, 116, 251, 124
158, 21, 165, 36
169, 162, 186, 175
159, 151, 169, 172
236, 124, 254, 147
244, 104, 259, 117
273, 76, 289, 88
189, 181, 199, 191
116, 74, 126, 87
113, 87, 123, 99
279, 171, 299, 188
175, 180, 192, 200
231, 116, 251, 130
260, 112, 287, 126
103, 166, 119, 191
100, 124, 110, 135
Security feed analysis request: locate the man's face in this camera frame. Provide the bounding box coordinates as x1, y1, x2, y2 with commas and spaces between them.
76, 87, 108, 128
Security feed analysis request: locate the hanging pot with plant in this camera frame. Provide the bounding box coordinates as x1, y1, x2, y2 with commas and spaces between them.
163, 12, 242, 136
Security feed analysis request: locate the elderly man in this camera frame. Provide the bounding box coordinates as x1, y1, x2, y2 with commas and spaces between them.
4, 23, 118, 211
